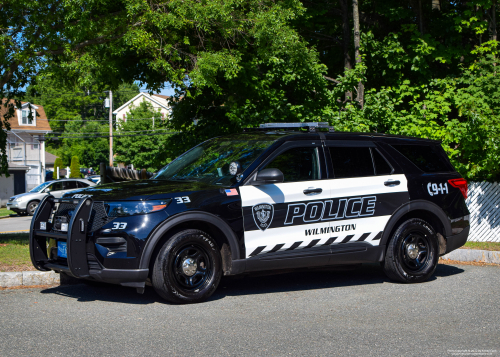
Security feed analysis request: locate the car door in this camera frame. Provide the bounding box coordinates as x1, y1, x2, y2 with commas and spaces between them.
325, 141, 409, 248
240, 141, 331, 258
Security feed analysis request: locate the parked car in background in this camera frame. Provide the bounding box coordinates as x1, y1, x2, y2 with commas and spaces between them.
6, 179, 96, 215
80, 168, 96, 177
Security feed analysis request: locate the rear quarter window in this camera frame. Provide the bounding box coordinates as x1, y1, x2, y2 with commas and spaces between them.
391, 144, 453, 173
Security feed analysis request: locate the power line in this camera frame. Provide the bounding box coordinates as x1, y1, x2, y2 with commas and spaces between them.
51, 128, 173, 135
49, 132, 179, 139
37, 117, 170, 122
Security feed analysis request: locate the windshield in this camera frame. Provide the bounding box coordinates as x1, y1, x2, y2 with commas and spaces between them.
153, 137, 275, 186
29, 181, 52, 193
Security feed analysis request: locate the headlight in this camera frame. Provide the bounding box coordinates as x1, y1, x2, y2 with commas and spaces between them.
104, 200, 172, 217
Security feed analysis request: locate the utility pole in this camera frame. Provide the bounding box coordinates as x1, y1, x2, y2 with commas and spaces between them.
109, 90, 113, 167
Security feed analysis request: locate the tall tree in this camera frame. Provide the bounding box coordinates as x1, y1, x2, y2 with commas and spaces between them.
352, 0, 364, 107
340, 0, 353, 100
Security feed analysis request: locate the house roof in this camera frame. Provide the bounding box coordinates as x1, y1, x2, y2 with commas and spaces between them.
151, 94, 171, 100
112, 92, 172, 115
1, 99, 52, 132
45, 151, 59, 165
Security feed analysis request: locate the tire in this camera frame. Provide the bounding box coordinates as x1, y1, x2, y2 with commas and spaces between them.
26, 200, 40, 216
382, 218, 439, 283
152, 229, 222, 304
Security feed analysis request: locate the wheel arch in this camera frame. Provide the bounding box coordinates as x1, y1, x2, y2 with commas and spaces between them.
139, 211, 241, 275
380, 200, 452, 247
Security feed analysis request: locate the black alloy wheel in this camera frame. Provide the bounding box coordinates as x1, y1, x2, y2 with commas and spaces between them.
172, 244, 212, 290
382, 218, 439, 283
152, 229, 222, 304
400, 232, 430, 272
27, 201, 39, 216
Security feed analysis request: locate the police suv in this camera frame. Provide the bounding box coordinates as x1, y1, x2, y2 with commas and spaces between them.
29, 123, 470, 303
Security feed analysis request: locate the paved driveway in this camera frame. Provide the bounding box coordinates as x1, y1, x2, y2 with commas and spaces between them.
0, 215, 32, 233
1, 263, 498, 356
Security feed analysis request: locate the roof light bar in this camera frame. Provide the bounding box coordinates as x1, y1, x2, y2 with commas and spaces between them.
259, 122, 330, 129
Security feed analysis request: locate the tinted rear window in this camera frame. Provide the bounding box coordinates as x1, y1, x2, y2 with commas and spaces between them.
391, 144, 452, 173
329, 147, 374, 178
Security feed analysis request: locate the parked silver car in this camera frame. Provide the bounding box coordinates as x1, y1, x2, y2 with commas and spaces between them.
6, 179, 96, 216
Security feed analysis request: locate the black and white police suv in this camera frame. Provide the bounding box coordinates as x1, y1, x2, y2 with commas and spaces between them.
29, 123, 470, 303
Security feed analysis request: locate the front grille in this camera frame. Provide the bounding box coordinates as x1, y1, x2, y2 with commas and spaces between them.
88, 202, 115, 232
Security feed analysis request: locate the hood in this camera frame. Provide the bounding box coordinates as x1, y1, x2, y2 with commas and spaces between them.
62, 179, 222, 201
10, 192, 42, 200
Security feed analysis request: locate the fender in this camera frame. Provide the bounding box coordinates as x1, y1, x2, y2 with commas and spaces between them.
139, 211, 241, 270
380, 199, 452, 247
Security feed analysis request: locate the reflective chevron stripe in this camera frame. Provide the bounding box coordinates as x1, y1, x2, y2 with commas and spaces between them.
248, 231, 383, 257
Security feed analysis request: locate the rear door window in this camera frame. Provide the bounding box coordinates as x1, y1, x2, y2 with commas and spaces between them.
391, 144, 452, 173
372, 149, 393, 175
329, 147, 374, 178
64, 181, 78, 190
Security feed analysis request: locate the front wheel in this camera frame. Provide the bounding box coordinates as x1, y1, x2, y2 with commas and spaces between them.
27, 201, 39, 216
152, 229, 222, 304
382, 218, 439, 283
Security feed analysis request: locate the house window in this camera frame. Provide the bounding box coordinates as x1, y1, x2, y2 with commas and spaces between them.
13, 148, 23, 161
32, 144, 39, 150
22, 110, 34, 125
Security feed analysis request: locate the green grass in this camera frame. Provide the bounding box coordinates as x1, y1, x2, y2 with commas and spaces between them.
0, 208, 16, 217
463, 241, 500, 251
0, 233, 32, 271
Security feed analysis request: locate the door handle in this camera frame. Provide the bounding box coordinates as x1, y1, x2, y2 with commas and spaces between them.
303, 188, 323, 195
384, 180, 400, 187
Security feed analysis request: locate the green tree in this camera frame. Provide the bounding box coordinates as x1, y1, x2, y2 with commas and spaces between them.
69, 156, 81, 178
114, 101, 172, 171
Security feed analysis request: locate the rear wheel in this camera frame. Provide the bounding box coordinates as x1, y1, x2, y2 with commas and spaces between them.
382, 218, 438, 283
152, 229, 222, 304
27, 200, 39, 216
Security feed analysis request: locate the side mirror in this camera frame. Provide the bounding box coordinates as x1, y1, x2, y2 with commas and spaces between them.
256, 168, 284, 183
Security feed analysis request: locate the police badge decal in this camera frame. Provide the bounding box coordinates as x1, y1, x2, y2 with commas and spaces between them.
252, 203, 274, 231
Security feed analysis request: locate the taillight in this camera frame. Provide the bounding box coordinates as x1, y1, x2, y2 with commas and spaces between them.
448, 178, 468, 199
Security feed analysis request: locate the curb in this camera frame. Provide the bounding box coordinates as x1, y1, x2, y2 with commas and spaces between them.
441, 249, 500, 264
0, 271, 60, 288
0, 215, 17, 220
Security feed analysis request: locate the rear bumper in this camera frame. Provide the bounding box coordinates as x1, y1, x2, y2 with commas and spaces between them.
445, 225, 470, 254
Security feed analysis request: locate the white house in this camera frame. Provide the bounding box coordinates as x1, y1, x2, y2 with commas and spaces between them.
112, 93, 173, 122
1, 99, 52, 189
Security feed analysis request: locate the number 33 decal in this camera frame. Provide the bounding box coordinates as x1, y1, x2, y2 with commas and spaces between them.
175, 196, 191, 204
112, 222, 127, 229
427, 182, 448, 196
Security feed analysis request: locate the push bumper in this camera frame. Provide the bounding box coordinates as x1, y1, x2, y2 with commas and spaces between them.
29, 196, 148, 290
445, 225, 470, 254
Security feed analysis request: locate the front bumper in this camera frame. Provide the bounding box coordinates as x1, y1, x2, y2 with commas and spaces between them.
29, 196, 149, 289
445, 225, 470, 254
6, 201, 25, 211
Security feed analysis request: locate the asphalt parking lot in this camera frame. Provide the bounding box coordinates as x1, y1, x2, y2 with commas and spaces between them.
0, 215, 32, 233
1, 263, 498, 356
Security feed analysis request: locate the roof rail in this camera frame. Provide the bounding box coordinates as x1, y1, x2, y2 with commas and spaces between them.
244, 122, 335, 133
